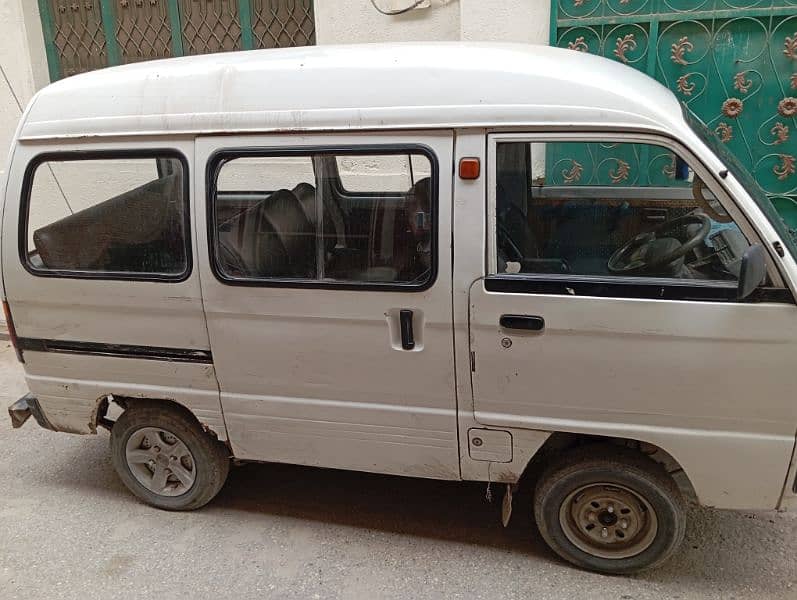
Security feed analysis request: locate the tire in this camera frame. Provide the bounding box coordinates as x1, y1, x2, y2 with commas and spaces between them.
533, 444, 685, 574
110, 402, 230, 511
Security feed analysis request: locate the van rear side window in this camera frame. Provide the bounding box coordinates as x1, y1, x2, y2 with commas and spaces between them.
210, 148, 436, 289
22, 154, 189, 280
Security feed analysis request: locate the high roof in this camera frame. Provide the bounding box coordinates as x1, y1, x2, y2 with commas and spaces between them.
18, 42, 685, 141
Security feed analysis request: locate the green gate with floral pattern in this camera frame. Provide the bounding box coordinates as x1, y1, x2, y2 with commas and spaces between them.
550, 0, 797, 225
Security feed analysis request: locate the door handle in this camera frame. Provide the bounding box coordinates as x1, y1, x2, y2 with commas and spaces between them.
399, 309, 415, 350
500, 314, 545, 332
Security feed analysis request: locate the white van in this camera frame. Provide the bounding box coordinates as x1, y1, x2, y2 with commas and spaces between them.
4, 43, 796, 574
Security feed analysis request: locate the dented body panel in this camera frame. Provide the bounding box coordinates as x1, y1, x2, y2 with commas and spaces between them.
22, 351, 225, 438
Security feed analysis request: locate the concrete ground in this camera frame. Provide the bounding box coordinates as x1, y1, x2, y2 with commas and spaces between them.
0, 343, 795, 600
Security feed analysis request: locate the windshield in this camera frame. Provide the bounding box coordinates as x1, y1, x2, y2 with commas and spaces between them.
682, 107, 797, 259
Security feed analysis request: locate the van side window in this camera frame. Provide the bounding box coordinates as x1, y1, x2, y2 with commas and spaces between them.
23, 155, 188, 278
495, 141, 753, 284
211, 150, 435, 287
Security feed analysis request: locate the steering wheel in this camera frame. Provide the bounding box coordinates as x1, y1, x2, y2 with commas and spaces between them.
607, 214, 711, 275
693, 178, 734, 223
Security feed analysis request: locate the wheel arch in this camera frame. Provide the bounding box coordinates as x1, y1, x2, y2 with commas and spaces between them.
521, 432, 698, 503
106, 395, 228, 444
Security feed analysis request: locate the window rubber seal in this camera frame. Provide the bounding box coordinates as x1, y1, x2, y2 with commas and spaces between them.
205, 143, 440, 292
18, 149, 192, 283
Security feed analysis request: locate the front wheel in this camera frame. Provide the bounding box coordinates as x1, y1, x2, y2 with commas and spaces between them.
110, 402, 230, 510
533, 444, 686, 574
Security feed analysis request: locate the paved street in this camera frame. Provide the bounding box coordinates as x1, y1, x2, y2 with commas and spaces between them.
0, 343, 795, 600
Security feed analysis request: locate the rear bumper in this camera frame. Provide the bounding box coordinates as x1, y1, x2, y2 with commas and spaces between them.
8, 393, 55, 431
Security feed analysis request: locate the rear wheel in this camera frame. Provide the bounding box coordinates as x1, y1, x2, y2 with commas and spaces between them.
533, 444, 685, 574
110, 403, 230, 510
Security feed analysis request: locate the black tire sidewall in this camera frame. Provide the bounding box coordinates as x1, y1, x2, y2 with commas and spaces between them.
110, 405, 229, 511
535, 459, 685, 574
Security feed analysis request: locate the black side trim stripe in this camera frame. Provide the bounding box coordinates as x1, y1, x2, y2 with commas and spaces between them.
18, 338, 213, 364
484, 275, 795, 304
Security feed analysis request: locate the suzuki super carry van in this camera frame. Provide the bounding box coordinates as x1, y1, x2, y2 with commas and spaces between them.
4, 43, 797, 574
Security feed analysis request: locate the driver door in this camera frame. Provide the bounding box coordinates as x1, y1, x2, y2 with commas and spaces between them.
469, 133, 797, 509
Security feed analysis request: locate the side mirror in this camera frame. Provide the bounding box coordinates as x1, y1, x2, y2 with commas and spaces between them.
738, 243, 767, 300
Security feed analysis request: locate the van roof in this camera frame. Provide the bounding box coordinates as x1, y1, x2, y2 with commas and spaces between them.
19, 42, 684, 141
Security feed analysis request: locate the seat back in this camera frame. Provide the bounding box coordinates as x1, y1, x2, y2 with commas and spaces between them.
33, 174, 182, 273
292, 182, 339, 255
218, 188, 315, 278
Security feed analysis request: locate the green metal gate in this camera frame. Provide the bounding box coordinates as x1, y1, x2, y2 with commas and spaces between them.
550, 0, 797, 225
38, 0, 315, 81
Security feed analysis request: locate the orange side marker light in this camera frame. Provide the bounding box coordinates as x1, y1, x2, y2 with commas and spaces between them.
459, 157, 480, 180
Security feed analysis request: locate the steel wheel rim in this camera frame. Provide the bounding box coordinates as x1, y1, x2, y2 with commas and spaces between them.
558, 483, 658, 560
124, 427, 196, 497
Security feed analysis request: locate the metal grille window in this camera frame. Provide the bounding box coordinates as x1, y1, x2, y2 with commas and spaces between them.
38, 0, 315, 79
549, 0, 797, 227
179, 0, 242, 55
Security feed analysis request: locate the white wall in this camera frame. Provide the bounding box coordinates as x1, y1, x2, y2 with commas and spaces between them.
460, 0, 549, 43
316, 0, 550, 45
315, 0, 461, 44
